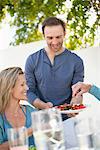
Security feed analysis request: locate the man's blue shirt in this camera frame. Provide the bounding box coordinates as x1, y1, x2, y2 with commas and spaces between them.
25, 48, 84, 106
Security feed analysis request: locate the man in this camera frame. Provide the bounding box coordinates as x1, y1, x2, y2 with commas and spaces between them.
25, 17, 84, 110
72, 82, 100, 100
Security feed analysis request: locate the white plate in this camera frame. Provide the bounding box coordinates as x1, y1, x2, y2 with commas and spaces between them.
60, 108, 86, 114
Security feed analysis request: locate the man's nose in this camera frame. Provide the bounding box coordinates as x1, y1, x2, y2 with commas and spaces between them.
52, 38, 58, 44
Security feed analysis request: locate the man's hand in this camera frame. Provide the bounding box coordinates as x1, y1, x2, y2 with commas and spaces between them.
32, 98, 53, 109
46, 102, 53, 108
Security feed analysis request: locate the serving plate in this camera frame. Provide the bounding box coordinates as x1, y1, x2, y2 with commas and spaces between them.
60, 108, 85, 114
57, 104, 87, 114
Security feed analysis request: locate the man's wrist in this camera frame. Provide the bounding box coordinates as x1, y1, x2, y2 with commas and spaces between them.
33, 98, 47, 109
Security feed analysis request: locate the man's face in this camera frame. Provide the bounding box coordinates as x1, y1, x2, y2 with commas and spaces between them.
44, 25, 65, 52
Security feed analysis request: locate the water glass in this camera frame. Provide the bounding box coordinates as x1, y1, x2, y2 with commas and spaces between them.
92, 117, 100, 150
75, 117, 94, 150
7, 126, 28, 150
31, 108, 65, 150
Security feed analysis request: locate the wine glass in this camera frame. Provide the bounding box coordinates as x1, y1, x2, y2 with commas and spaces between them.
31, 108, 65, 150
7, 126, 28, 150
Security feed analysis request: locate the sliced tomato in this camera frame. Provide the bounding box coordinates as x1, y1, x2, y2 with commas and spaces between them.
57, 104, 86, 111
78, 104, 86, 109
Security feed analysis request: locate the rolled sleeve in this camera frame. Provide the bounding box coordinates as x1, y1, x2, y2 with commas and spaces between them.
25, 55, 39, 104
72, 55, 84, 85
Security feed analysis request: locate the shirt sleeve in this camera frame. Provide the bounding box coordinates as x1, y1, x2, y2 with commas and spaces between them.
0, 116, 4, 144
89, 85, 100, 100
25, 55, 39, 104
71, 56, 84, 85
0, 128, 4, 144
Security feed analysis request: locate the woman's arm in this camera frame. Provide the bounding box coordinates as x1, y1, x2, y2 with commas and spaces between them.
27, 127, 33, 137
0, 141, 9, 150
89, 85, 100, 100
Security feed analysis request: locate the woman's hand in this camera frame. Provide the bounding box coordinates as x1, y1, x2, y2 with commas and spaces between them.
0, 141, 10, 150
27, 127, 33, 137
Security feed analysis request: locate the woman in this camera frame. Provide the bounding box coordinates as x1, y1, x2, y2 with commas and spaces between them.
0, 67, 36, 150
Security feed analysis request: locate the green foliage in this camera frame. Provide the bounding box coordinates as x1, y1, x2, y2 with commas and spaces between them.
0, 0, 8, 21
66, 0, 100, 49
0, 0, 99, 49
29, 146, 36, 150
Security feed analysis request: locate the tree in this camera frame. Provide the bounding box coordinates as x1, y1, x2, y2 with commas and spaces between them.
0, 0, 99, 50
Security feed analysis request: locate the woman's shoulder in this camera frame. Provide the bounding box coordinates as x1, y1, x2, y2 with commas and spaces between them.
0, 114, 3, 120
0, 114, 4, 126
27, 105, 37, 112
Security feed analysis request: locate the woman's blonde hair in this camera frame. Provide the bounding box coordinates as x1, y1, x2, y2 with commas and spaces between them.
0, 67, 23, 113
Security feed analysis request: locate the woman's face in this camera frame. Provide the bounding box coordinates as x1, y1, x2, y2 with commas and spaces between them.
11, 74, 28, 100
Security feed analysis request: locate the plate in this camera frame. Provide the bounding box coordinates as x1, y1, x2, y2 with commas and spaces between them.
60, 108, 86, 114
57, 103, 87, 114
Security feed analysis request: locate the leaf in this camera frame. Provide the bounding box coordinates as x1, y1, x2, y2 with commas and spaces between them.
0, 0, 99, 49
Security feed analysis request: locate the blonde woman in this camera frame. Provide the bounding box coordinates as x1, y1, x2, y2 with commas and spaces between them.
0, 67, 36, 150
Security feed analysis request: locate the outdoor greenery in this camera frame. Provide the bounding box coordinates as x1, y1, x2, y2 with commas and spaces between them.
0, 0, 99, 50
29, 146, 36, 150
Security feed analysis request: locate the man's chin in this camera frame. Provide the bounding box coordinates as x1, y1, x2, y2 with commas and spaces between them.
51, 48, 60, 52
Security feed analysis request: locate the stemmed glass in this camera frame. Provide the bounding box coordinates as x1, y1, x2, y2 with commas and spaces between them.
31, 108, 65, 150
7, 126, 28, 150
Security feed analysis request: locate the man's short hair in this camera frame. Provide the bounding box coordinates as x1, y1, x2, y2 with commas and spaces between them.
42, 16, 66, 35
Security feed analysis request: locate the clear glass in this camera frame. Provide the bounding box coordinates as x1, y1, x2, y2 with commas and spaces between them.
92, 131, 100, 150
7, 126, 28, 150
31, 108, 65, 150
92, 117, 100, 150
75, 117, 94, 150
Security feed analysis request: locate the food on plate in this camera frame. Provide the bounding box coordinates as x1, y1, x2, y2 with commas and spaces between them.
56, 103, 86, 111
